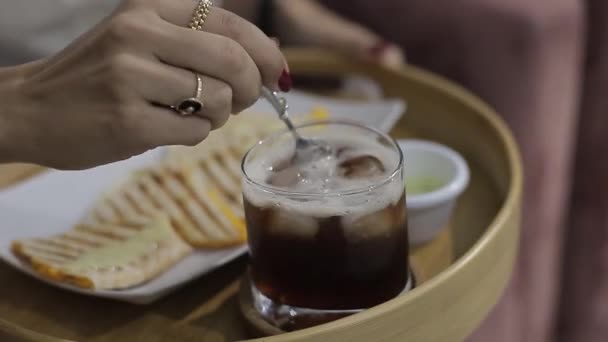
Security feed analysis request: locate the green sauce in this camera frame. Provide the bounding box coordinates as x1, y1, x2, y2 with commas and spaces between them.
406, 177, 445, 195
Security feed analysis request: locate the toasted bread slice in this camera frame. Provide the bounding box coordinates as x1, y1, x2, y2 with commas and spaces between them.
165, 114, 273, 167
85, 114, 270, 249
11, 214, 192, 290
173, 163, 246, 247
88, 156, 247, 248
143, 156, 247, 248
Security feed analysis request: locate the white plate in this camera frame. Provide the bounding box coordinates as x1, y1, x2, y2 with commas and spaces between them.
0, 91, 405, 304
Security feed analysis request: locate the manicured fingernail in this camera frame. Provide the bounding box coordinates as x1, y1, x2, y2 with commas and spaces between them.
278, 69, 292, 92
369, 40, 390, 57
270, 36, 281, 47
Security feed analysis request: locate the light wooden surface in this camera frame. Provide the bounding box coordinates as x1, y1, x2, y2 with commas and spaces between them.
0, 164, 44, 189
0, 49, 522, 342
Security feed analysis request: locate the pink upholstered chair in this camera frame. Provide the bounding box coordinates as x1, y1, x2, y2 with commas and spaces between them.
320, 1, 585, 341
557, 1, 608, 341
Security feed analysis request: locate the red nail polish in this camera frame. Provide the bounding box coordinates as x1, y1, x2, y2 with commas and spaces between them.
278, 70, 292, 92
369, 40, 390, 57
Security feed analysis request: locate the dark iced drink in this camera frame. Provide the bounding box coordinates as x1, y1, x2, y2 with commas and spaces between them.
241, 121, 411, 327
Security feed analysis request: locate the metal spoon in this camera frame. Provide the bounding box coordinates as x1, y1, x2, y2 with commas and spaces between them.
261, 87, 332, 162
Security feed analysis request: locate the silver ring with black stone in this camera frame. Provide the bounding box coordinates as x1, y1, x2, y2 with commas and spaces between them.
174, 73, 204, 116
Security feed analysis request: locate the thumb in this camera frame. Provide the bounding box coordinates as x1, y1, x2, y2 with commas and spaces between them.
274, 0, 406, 69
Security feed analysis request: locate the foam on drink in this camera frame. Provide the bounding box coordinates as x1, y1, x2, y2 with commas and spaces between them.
243, 132, 404, 220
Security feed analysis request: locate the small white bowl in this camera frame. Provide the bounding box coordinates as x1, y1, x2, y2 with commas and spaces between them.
398, 139, 470, 246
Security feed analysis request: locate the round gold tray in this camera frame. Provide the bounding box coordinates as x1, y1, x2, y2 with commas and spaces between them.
0, 49, 522, 342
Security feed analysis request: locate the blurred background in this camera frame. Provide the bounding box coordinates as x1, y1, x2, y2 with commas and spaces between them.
320, 1, 602, 342
1, 1, 606, 341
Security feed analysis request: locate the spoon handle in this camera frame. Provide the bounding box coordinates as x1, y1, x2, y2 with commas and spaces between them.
261, 87, 287, 116
261, 87, 301, 138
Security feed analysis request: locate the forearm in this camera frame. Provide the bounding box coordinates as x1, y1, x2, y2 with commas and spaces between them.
274, 0, 378, 50
0, 63, 35, 164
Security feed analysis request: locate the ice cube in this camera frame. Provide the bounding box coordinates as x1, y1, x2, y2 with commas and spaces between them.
295, 144, 330, 165
338, 154, 385, 179
341, 208, 395, 241
335, 146, 353, 158
266, 151, 300, 187
267, 208, 319, 238
267, 166, 300, 187
269, 150, 296, 172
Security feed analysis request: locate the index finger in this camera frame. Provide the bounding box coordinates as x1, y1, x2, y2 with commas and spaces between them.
154, 1, 287, 90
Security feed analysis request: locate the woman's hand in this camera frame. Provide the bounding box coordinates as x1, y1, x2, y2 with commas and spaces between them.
0, 0, 287, 170
272, 0, 405, 69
